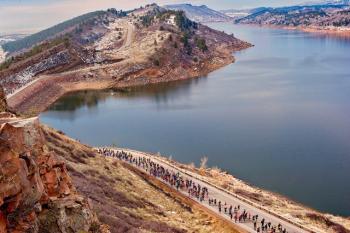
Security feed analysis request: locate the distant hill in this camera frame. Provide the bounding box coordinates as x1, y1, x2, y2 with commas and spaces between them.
164, 4, 232, 23
234, 4, 350, 28
221, 7, 269, 20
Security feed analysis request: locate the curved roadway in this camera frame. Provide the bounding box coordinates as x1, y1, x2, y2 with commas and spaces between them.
100, 147, 312, 233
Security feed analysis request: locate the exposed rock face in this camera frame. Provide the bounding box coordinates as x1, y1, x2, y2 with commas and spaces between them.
0, 86, 7, 112
1, 51, 71, 95
0, 117, 101, 233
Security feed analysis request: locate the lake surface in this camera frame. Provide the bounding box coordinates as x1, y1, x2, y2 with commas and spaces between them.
41, 23, 350, 216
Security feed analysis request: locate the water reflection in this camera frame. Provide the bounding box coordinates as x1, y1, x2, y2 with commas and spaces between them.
41, 24, 350, 216
48, 77, 207, 114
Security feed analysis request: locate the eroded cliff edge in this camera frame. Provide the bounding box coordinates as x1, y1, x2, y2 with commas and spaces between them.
0, 101, 104, 232
0, 87, 242, 233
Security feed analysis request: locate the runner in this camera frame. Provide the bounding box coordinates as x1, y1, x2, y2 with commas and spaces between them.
99, 148, 294, 233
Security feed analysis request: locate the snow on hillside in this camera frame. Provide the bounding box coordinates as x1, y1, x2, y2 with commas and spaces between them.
0, 34, 27, 46
0, 47, 7, 63
164, 4, 232, 22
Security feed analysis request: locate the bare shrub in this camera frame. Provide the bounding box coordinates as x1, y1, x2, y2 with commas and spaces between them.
199, 156, 208, 169
84, 169, 100, 177
305, 213, 349, 232
112, 161, 119, 167
98, 174, 115, 184
188, 162, 195, 169
70, 153, 87, 164
211, 166, 222, 173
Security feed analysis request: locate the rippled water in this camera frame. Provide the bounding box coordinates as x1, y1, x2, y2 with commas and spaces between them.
41, 23, 350, 216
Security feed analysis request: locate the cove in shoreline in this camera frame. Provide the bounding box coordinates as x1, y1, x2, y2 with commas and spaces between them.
41, 23, 350, 218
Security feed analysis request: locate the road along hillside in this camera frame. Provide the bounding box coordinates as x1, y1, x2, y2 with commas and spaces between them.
97, 147, 313, 233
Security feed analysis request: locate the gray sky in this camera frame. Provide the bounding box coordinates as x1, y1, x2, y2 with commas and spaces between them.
0, 0, 318, 34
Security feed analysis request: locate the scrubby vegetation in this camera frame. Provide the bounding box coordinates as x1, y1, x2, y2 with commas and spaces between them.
2, 11, 106, 53
236, 4, 350, 28
195, 37, 208, 52
138, 8, 202, 56
0, 37, 70, 71
141, 8, 198, 32
2, 8, 128, 54
42, 125, 242, 233
0, 58, 14, 71
106, 8, 127, 17
174, 11, 198, 31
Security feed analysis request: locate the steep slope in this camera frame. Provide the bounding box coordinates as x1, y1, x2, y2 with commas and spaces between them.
42, 125, 243, 233
0, 9, 126, 95
1, 10, 125, 55
0, 116, 104, 232
0, 95, 243, 233
164, 4, 232, 22
2, 4, 251, 115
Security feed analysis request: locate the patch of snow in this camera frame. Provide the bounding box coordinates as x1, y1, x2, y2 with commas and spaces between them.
165, 15, 176, 25
0, 38, 15, 43
94, 20, 124, 52
1, 51, 69, 95
0, 47, 7, 63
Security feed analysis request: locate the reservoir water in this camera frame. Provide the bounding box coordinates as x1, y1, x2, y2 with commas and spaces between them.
40, 23, 350, 216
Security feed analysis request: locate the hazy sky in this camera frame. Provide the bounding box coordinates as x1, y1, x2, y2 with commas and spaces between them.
0, 0, 318, 34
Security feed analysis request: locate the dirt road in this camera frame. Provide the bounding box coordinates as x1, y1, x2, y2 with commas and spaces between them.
103, 148, 313, 233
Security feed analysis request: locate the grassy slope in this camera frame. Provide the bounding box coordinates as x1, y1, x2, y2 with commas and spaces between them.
42, 125, 243, 233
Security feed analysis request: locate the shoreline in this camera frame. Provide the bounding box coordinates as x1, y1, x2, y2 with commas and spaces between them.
120, 159, 248, 233
7, 45, 242, 116
110, 147, 350, 233
4, 15, 252, 116
236, 23, 350, 37
6, 52, 350, 232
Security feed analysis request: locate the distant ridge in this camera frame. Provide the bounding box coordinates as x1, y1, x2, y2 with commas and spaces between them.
220, 7, 270, 20
164, 4, 232, 23
234, 3, 350, 28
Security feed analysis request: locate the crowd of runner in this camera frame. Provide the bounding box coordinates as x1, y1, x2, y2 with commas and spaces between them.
98, 148, 289, 233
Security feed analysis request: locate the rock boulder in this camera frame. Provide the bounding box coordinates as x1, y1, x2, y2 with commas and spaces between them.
0, 117, 102, 233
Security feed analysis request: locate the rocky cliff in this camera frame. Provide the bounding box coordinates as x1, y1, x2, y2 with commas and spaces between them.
0, 113, 243, 233
0, 116, 103, 233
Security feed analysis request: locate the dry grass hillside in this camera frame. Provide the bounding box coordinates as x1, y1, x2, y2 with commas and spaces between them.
155, 157, 350, 233
42, 125, 244, 233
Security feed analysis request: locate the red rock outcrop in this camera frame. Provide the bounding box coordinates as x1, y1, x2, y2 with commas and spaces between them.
0, 116, 102, 233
